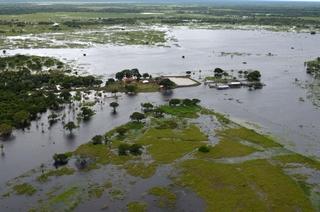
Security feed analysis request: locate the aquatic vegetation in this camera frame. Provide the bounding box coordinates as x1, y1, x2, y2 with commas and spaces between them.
48, 186, 81, 211
216, 127, 282, 148
88, 181, 112, 199
127, 201, 147, 212
37, 167, 75, 183
148, 186, 177, 208
12, 183, 37, 196
123, 162, 157, 179
273, 154, 320, 171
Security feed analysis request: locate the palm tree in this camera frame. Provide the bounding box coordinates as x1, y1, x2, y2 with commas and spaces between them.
110, 102, 119, 113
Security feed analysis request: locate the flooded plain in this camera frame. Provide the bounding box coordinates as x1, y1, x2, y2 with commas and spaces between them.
1, 28, 320, 185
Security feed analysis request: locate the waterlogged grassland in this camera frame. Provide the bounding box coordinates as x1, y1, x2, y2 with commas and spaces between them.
196, 140, 258, 159
1, 28, 169, 49
217, 127, 282, 148
127, 201, 147, 212
176, 159, 313, 211
36, 167, 75, 183
148, 186, 177, 208
137, 125, 208, 164
2, 101, 320, 211
12, 183, 37, 196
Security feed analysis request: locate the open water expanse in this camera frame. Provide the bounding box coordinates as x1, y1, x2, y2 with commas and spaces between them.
1, 28, 320, 183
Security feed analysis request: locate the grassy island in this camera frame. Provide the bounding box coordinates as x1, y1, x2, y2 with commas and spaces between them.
2, 99, 320, 211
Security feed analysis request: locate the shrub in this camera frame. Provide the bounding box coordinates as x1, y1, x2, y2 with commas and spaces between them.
129, 144, 143, 156
198, 145, 210, 153
118, 143, 130, 156
53, 153, 70, 165
92, 135, 103, 145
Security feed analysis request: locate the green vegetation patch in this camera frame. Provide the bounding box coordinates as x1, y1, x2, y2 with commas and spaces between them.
124, 162, 158, 179
137, 125, 207, 163
160, 105, 201, 118
148, 186, 177, 208
196, 140, 258, 159
217, 127, 281, 148
127, 201, 147, 212
176, 159, 313, 211
273, 154, 320, 170
37, 167, 75, 183
104, 81, 159, 93
74, 143, 131, 167
88, 181, 112, 199
12, 183, 37, 196
47, 186, 81, 211
306, 57, 320, 77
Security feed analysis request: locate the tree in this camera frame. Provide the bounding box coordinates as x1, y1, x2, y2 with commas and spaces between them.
64, 121, 77, 134
142, 73, 150, 79
105, 78, 115, 86
192, 98, 201, 105
130, 112, 145, 122
110, 102, 119, 113
169, 99, 181, 107
80, 107, 95, 120
115, 72, 125, 81
129, 144, 143, 156
53, 153, 69, 166
0, 144, 4, 155
92, 135, 103, 145
13, 110, 30, 128
48, 113, 59, 125
214, 68, 224, 77
118, 143, 130, 156
159, 78, 175, 90
153, 107, 164, 118
116, 127, 127, 136
60, 90, 71, 101
246, 70, 261, 82
141, 102, 154, 112
0, 123, 13, 138
182, 98, 194, 106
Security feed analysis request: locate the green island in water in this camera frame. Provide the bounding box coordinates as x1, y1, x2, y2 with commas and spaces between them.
1, 97, 320, 211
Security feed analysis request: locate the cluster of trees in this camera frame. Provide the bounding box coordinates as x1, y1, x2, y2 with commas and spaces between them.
169, 98, 201, 107
115, 68, 142, 81
246, 70, 261, 82
118, 143, 143, 156
214, 68, 229, 78
0, 55, 65, 72
306, 57, 320, 77
0, 56, 102, 134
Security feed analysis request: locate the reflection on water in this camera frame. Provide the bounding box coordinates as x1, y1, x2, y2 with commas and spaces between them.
1, 28, 320, 183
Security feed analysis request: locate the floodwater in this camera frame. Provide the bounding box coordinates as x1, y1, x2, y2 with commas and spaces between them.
1, 28, 320, 184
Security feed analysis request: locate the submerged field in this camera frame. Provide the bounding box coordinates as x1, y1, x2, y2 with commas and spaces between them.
0, 2, 320, 49
1, 101, 320, 211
